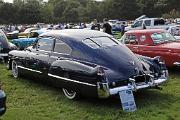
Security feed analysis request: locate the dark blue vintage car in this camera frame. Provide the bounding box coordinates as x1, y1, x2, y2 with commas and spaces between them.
8, 29, 168, 99
0, 82, 6, 116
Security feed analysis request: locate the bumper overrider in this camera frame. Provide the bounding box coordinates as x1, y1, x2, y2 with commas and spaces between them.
0, 53, 8, 61
97, 70, 168, 98
173, 62, 180, 66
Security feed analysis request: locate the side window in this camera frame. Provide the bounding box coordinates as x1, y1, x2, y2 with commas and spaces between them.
37, 38, 54, 51
144, 20, 151, 26
134, 20, 143, 27
124, 34, 138, 45
54, 40, 72, 54
154, 19, 165, 26
83, 39, 99, 49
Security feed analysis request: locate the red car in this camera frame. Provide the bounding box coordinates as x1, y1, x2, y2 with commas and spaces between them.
120, 29, 180, 67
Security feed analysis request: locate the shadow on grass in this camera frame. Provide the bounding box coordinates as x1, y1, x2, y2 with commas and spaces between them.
7, 71, 178, 116
168, 67, 180, 76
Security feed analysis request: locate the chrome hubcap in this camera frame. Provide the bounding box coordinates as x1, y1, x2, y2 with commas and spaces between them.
12, 61, 18, 78
62, 88, 76, 99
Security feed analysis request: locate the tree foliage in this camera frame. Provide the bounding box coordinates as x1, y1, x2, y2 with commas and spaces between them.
0, 0, 179, 24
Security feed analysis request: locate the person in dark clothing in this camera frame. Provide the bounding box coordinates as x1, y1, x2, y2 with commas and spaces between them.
121, 22, 126, 36
91, 19, 100, 31
103, 18, 112, 35
142, 23, 146, 29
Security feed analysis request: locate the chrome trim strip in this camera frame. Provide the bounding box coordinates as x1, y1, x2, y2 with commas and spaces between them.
48, 73, 96, 87
173, 62, 180, 66
109, 73, 168, 95
0, 53, 8, 57
17, 66, 42, 73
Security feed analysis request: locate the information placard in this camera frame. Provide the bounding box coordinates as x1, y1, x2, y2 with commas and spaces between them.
119, 90, 137, 112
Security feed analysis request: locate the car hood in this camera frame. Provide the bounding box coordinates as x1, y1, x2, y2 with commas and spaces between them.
93, 45, 153, 82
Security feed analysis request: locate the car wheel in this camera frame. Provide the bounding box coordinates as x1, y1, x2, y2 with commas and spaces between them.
62, 73, 79, 100
11, 60, 19, 78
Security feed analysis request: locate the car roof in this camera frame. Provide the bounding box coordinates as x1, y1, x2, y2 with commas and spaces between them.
40, 29, 113, 40
126, 29, 166, 34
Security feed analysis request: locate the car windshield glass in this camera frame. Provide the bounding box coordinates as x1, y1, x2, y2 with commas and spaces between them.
151, 32, 176, 44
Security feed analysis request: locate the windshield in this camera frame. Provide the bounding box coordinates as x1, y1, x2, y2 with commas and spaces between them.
83, 37, 119, 49
151, 32, 176, 44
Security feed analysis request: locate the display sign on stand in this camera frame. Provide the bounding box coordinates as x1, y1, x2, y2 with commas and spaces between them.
119, 89, 137, 112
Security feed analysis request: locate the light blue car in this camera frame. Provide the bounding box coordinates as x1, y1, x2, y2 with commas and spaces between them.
11, 29, 50, 50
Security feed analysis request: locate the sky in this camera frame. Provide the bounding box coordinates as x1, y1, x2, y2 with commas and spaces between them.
4, 0, 102, 3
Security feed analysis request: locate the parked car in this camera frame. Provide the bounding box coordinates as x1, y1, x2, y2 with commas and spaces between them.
11, 29, 49, 50
18, 28, 39, 38
125, 17, 170, 31
0, 30, 17, 62
174, 18, 180, 24
6, 30, 19, 39
0, 82, 6, 116
108, 20, 127, 31
120, 29, 180, 67
8, 29, 168, 99
167, 25, 180, 40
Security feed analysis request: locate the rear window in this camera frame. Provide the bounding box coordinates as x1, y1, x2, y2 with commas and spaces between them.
154, 19, 165, 26
123, 34, 138, 44
83, 37, 118, 49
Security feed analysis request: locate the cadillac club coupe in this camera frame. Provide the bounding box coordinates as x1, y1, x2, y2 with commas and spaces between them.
120, 29, 180, 67
8, 29, 168, 99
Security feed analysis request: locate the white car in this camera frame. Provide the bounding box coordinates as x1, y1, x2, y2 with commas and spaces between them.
175, 18, 180, 24
167, 25, 180, 40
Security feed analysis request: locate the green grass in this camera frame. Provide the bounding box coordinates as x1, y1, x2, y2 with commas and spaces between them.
0, 63, 180, 120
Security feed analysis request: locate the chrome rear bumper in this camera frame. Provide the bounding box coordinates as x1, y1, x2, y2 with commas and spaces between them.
97, 70, 168, 98
173, 62, 180, 66
0, 53, 8, 57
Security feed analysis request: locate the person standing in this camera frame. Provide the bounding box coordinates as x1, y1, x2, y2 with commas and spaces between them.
103, 18, 112, 35
91, 19, 100, 31
121, 22, 126, 36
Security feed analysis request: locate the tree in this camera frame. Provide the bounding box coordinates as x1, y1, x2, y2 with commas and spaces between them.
18, 0, 42, 24
0, 3, 17, 24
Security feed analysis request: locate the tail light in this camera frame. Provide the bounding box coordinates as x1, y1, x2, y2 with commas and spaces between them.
97, 66, 107, 83
97, 66, 105, 76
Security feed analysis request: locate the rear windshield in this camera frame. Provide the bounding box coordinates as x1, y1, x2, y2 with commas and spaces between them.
83, 37, 119, 49
151, 32, 176, 44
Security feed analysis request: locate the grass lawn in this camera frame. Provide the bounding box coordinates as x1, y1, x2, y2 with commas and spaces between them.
0, 63, 180, 120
